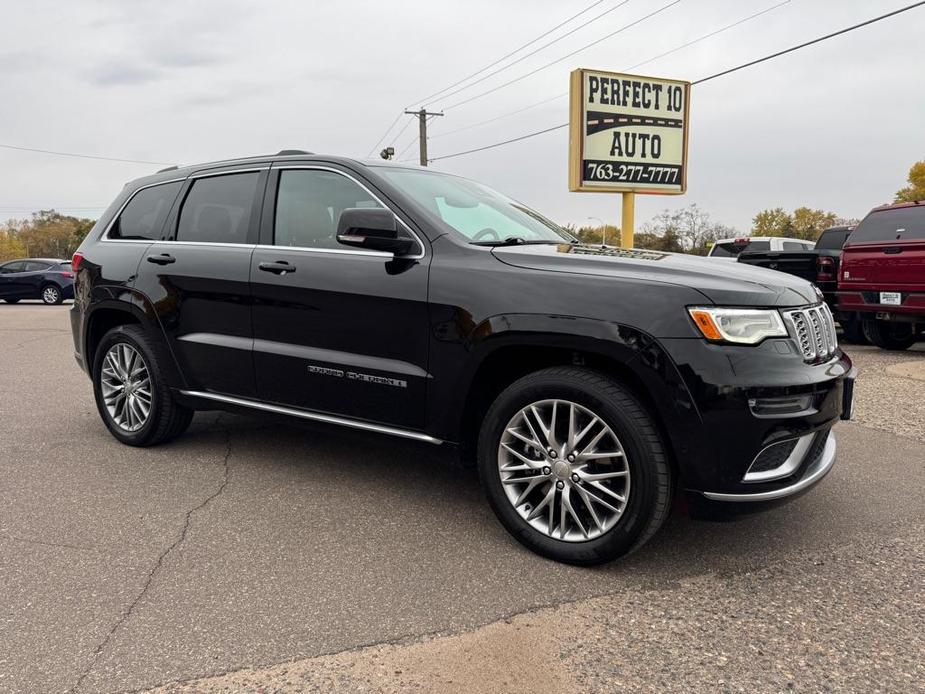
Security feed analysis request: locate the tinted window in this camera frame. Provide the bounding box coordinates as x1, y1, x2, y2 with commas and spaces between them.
0, 261, 25, 274
25, 261, 52, 271
711, 240, 771, 257
274, 170, 383, 249
110, 181, 182, 240
850, 207, 925, 243
177, 173, 259, 244
815, 229, 851, 250
782, 241, 805, 251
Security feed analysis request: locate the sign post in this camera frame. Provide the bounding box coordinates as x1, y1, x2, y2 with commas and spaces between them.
569, 68, 691, 248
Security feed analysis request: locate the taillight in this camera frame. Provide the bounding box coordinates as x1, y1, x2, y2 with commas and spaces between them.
816, 256, 836, 282
61, 271, 74, 278
72, 252, 84, 273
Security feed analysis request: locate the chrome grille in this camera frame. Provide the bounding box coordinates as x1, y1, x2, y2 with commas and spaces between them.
783, 303, 838, 362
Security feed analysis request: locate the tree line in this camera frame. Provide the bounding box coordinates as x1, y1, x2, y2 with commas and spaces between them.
1, 210, 95, 262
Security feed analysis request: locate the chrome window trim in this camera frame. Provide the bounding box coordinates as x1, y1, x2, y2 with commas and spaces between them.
188, 166, 270, 179
180, 390, 442, 444
270, 164, 427, 260
153, 240, 255, 250
100, 177, 187, 241
253, 244, 391, 259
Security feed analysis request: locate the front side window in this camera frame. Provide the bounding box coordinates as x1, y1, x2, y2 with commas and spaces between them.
375, 167, 573, 244
110, 181, 183, 240
25, 261, 51, 271
274, 170, 383, 249
177, 172, 259, 244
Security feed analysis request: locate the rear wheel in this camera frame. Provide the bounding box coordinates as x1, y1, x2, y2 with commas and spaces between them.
478, 367, 671, 565
92, 325, 194, 446
862, 320, 917, 351
41, 285, 63, 305
839, 317, 867, 345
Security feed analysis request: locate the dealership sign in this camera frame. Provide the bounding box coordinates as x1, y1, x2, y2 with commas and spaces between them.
569, 68, 690, 194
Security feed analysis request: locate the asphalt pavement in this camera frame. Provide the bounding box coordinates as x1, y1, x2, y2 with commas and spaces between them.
1, 303, 922, 693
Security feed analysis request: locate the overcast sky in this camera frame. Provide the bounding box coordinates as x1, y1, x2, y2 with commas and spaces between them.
1, 0, 923, 231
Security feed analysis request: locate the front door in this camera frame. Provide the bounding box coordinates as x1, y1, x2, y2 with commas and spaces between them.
250, 166, 430, 429
0, 261, 28, 298
134, 168, 266, 398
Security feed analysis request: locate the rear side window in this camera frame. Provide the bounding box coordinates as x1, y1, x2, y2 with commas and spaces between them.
177, 172, 259, 244
110, 181, 183, 240
851, 207, 925, 243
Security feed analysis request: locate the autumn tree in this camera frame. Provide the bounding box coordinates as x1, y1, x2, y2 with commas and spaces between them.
895, 160, 925, 202
752, 206, 840, 241
644, 204, 736, 255
3, 210, 95, 259
752, 207, 793, 238
0, 231, 27, 262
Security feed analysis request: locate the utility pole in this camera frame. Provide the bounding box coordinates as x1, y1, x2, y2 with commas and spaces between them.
404, 108, 443, 166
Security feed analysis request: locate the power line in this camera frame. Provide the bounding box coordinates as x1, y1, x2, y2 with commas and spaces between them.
430, 0, 790, 141
0, 143, 172, 166
409, 0, 607, 107
441, 0, 682, 111
422, 1, 631, 109
430, 1, 925, 162
365, 110, 406, 158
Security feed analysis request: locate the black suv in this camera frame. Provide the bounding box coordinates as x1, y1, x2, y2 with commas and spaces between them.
70, 152, 855, 565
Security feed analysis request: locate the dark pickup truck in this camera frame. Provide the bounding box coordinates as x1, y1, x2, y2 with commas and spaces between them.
736, 226, 859, 339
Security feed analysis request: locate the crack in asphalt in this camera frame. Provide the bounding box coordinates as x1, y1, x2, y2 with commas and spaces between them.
66, 428, 233, 694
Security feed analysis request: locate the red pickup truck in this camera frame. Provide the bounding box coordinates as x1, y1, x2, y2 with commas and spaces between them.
838, 201, 925, 350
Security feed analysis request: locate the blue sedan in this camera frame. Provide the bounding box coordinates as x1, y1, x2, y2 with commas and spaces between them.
0, 258, 75, 304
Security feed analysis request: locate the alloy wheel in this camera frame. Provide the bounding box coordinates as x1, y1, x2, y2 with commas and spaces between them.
100, 343, 152, 432
42, 286, 60, 304
498, 399, 630, 542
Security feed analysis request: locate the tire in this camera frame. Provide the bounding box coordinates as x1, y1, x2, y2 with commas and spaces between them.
839, 317, 868, 345
862, 320, 917, 351
477, 366, 672, 566
4, 298, 20, 304
92, 324, 194, 446
41, 284, 63, 305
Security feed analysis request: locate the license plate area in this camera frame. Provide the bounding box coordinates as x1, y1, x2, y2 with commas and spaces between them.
880, 291, 901, 305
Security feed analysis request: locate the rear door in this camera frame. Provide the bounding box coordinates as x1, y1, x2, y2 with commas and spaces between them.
841, 206, 925, 290
134, 166, 267, 398
249, 165, 430, 428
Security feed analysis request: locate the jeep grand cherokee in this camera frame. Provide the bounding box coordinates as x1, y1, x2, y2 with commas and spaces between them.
70, 152, 855, 565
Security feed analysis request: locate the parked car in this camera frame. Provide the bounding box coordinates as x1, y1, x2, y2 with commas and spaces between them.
735, 226, 862, 341
0, 258, 74, 304
838, 201, 925, 350
708, 236, 814, 260
69, 152, 855, 565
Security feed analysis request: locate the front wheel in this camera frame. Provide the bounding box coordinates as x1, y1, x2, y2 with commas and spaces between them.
92, 325, 194, 446
862, 320, 917, 351
41, 285, 63, 305
478, 367, 672, 566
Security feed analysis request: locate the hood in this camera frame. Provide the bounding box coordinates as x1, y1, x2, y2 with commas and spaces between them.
491, 244, 819, 307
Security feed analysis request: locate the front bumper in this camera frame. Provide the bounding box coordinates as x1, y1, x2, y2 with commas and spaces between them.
701, 429, 836, 502
657, 335, 853, 504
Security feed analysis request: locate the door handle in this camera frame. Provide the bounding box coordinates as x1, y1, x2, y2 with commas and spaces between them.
258, 261, 296, 275
146, 254, 176, 265
882, 247, 903, 254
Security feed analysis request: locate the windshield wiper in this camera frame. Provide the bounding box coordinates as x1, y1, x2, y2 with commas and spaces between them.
470, 237, 565, 247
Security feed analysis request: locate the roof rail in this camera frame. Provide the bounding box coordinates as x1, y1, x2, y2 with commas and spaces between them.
276, 149, 313, 156
157, 165, 178, 173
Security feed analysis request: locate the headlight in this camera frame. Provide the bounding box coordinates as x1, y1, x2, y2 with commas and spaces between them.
688, 307, 787, 344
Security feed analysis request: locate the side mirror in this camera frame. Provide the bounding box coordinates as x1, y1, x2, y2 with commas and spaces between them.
337, 208, 414, 255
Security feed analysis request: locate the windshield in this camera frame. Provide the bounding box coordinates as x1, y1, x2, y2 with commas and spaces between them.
375, 167, 575, 244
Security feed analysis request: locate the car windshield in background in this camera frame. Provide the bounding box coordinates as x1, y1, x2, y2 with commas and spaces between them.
711, 240, 771, 257
815, 229, 852, 250
375, 167, 574, 244
851, 207, 925, 242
